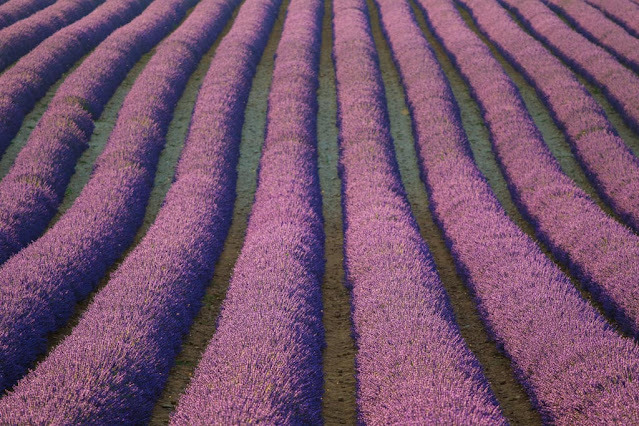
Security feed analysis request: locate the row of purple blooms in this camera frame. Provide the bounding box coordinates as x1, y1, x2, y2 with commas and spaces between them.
2, 0, 639, 422
499, 0, 639, 138
461, 0, 639, 235
0, 0, 55, 31
172, 0, 326, 421
582, 0, 639, 38
418, 0, 639, 339
0, 0, 290, 421
0, 0, 200, 267
539, 0, 639, 73
383, 0, 639, 422
0, 0, 236, 400
0, 0, 152, 157
467, 0, 639, 337
0, 0, 106, 72
334, 0, 505, 423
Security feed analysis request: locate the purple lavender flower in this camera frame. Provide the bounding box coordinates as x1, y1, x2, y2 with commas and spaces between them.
499, 0, 639, 134
416, 0, 639, 341
582, 0, 639, 38
458, 0, 639, 236
0, 0, 107, 71
0, 0, 238, 396
0, 0, 201, 266
0, 0, 152, 157
538, 0, 639, 73
390, 0, 639, 422
331, 0, 506, 423
171, 0, 326, 422
0, 0, 56, 30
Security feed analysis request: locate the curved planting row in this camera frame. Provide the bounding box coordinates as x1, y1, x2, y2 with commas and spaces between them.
381, 0, 639, 422
0, 0, 106, 71
498, 0, 639, 134
0, 0, 237, 394
416, 0, 639, 337
0, 0, 151, 157
331, 0, 504, 423
0, 0, 55, 31
0, 0, 267, 421
540, 0, 639, 73
172, 0, 326, 422
457, 0, 639, 234
582, 0, 639, 38
0, 0, 200, 266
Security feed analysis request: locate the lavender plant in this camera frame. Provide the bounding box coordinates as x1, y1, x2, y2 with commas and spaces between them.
0, 0, 202, 265
0, 0, 107, 71
331, 0, 505, 423
0, 0, 56, 30
457, 0, 639, 233
171, 0, 327, 422
582, 0, 639, 38
416, 0, 639, 340
499, 0, 639, 134
538, 0, 639, 73
0, 0, 238, 394
0, 0, 152, 156
383, 0, 639, 422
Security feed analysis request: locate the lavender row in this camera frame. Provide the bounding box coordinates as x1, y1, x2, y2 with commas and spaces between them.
383, 0, 639, 422
498, 0, 639, 135
417, 0, 639, 336
540, 0, 639, 73
0, 0, 106, 71
0, 0, 201, 268
456, 1, 639, 236
172, 0, 326, 422
0, 0, 252, 421
0, 0, 55, 30
0, 0, 151, 157
582, 0, 639, 38
331, 0, 505, 423
0, 0, 238, 394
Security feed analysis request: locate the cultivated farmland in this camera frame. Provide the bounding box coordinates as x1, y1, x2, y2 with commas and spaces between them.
1, 0, 639, 423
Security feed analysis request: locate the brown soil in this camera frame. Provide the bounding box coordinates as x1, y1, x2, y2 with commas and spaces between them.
318, 0, 358, 424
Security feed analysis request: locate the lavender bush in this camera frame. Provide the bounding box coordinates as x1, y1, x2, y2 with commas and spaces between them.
0, 0, 55, 30
0, 0, 274, 421
499, 0, 639, 134
0, 0, 237, 394
0, 0, 106, 71
582, 0, 639, 38
539, 0, 639, 73
385, 0, 639, 422
457, 0, 639, 234
0, 0, 200, 266
0, 0, 151, 156
331, 0, 505, 423
171, 0, 327, 422
416, 0, 639, 339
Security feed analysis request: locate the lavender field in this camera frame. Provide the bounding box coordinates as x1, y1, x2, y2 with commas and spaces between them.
1, 0, 639, 423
